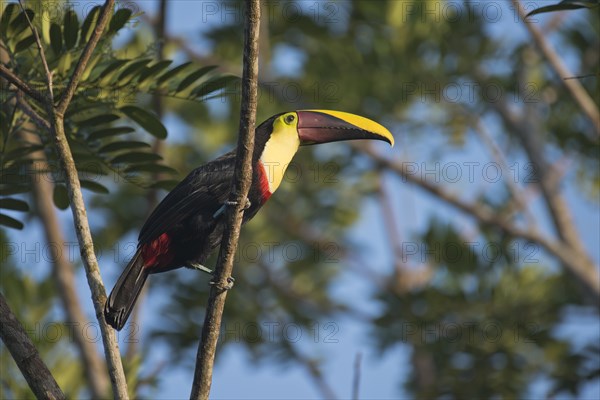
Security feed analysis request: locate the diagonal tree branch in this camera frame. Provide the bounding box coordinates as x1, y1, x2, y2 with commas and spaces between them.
0, 64, 46, 102
512, 0, 600, 135
189, 1, 261, 399
55, 1, 114, 115
357, 143, 600, 299
18, 0, 129, 398
0, 292, 65, 400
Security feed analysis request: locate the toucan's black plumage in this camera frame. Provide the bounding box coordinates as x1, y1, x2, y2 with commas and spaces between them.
104, 110, 393, 330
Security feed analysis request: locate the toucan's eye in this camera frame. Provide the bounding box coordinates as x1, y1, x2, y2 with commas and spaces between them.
284, 114, 295, 124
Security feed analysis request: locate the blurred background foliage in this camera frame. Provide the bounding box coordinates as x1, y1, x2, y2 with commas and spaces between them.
1, 0, 598, 398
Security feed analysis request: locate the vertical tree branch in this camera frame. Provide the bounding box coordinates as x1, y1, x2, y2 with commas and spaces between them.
0, 292, 65, 400
18, 0, 129, 397
189, 1, 260, 399
352, 353, 362, 400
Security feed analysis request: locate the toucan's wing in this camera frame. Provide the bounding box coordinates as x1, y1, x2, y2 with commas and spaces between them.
137, 151, 235, 245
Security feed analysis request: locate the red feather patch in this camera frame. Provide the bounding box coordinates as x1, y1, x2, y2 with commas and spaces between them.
141, 232, 175, 269
256, 160, 272, 204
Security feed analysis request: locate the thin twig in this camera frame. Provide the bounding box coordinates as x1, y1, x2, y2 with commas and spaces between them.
56, 0, 114, 114
0, 292, 65, 400
16, 91, 50, 130
513, 0, 600, 135
24, 0, 129, 397
17, 0, 53, 102
352, 352, 362, 400
470, 113, 537, 226
189, 1, 261, 399
0, 64, 46, 102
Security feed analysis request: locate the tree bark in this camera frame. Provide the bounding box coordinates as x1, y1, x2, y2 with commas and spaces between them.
189, 1, 261, 399
0, 292, 66, 400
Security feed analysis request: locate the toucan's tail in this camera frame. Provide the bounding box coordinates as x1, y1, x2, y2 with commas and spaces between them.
104, 249, 148, 331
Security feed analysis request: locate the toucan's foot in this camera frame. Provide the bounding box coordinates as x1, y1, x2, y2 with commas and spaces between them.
212, 198, 251, 219
209, 275, 235, 290
185, 263, 213, 275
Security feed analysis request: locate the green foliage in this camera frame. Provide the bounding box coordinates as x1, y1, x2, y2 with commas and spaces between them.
373, 224, 588, 398
1, 1, 597, 398
0, 4, 237, 229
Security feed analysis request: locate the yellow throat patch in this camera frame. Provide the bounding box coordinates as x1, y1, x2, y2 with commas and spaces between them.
259, 112, 301, 194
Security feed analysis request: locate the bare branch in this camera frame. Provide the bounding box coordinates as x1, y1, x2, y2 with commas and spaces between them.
0, 64, 46, 102
0, 292, 65, 400
352, 352, 362, 400
56, 0, 114, 114
24, 0, 129, 397
189, 1, 261, 398
512, 0, 600, 135
469, 113, 537, 226
17, 0, 53, 102
15, 91, 50, 130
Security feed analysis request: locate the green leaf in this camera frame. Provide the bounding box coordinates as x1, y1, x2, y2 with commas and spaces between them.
3, 145, 44, 162
97, 59, 130, 81
117, 59, 152, 83
0, 185, 30, 196
525, 0, 598, 17
108, 8, 133, 34
526, 3, 587, 17
0, 213, 23, 230
88, 126, 135, 141
9, 9, 34, 37
138, 60, 173, 83
125, 164, 178, 174
148, 180, 179, 191
98, 141, 151, 153
0, 3, 18, 37
50, 23, 62, 55
57, 51, 72, 75
111, 152, 163, 164
76, 162, 108, 176
191, 75, 240, 99
63, 10, 79, 50
78, 114, 120, 127
157, 62, 193, 85
80, 6, 101, 43
176, 66, 218, 93
80, 179, 109, 194
14, 35, 35, 53
0, 198, 29, 212
53, 185, 69, 209
120, 106, 167, 139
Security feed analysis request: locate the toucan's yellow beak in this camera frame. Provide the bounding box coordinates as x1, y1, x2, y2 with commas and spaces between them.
296, 110, 394, 147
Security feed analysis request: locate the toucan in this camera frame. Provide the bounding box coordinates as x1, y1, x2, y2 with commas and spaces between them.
104, 110, 393, 330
